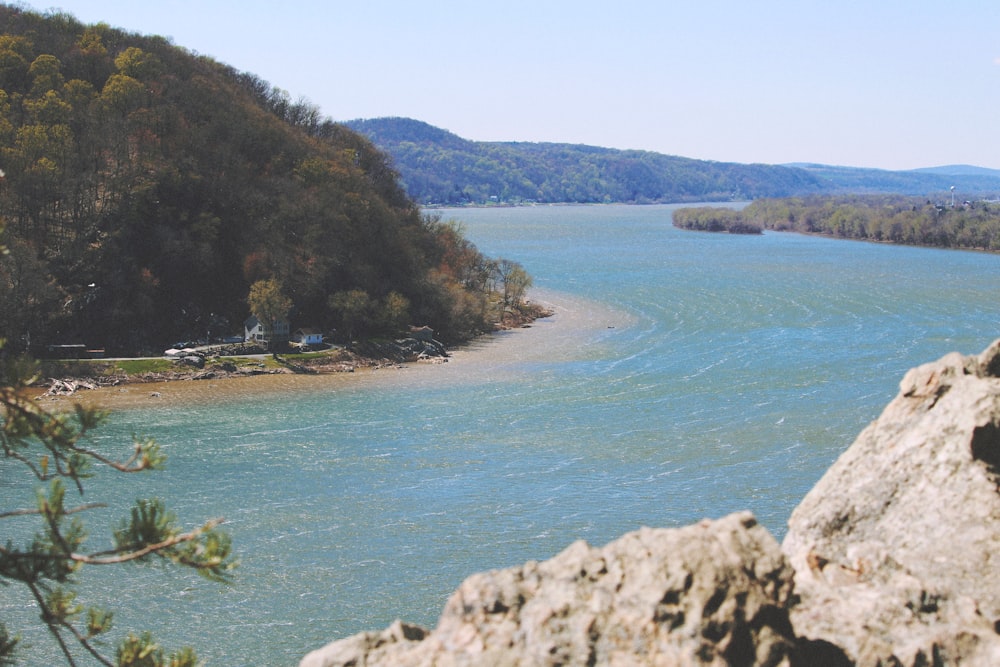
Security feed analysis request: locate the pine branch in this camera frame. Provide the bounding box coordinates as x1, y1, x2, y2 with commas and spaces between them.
0, 502, 107, 520
86, 518, 225, 565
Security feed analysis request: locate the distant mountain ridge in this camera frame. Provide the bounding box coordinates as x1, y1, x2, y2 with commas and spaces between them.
910, 164, 1000, 177
345, 118, 1000, 205
784, 163, 1000, 195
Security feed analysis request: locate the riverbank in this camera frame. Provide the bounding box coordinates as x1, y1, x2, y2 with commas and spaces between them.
29, 301, 555, 408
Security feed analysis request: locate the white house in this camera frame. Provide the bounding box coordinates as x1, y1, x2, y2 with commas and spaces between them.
292, 328, 324, 346
244, 315, 290, 347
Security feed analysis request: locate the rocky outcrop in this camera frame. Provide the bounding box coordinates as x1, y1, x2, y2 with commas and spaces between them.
782, 339, 1000, 665
301, 512, 799, 667
354, 336, 449, 364
300, 340, 1000, 667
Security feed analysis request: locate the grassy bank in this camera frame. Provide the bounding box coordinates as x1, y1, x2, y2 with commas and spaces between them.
34, 350, 355, 386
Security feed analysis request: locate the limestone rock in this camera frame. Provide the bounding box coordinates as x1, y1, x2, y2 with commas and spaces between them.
299, 620, 427, 667
301, 339, 1000, 666
300, 512, 797, 667
783, 339, 1000, 666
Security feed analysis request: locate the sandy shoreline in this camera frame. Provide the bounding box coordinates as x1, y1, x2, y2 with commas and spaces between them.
32, 341, 498, 410
38, 367, 389, 410
30, 290, 629, 411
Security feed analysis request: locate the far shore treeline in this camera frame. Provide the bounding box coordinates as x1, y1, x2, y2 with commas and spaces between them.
0, 5, 534, 358
674, 195, 1000, 251
671, 207, 762, 235
345, 118, 1000, 206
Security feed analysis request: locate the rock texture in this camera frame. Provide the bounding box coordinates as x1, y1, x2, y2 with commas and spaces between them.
300, 512, 798, 667
355, 335, 449, 364
300, 340, 1000, 667
783, 339, 1000, 665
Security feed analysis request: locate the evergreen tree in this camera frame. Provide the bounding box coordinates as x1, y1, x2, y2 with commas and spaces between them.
0, 353, 236, 666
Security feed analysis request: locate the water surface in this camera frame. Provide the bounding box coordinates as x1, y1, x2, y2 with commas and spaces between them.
4, 204, 999, 666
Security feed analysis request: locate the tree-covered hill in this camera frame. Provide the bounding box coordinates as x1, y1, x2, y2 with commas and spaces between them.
344, 117, 826, 205
785, 163, 1000, 195
0, 6, 515, 356
345, 118, 1000, 206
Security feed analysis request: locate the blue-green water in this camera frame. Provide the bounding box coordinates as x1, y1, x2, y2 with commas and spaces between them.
4, 203, 1000, 665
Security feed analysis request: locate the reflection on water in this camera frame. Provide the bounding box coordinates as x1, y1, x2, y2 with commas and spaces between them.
4, 204, 1000, 666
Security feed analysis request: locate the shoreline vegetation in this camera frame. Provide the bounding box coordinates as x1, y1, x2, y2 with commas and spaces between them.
671, 207, 762, 234
0, 7, 551, 364
674, 194, 1000, 251
30, 301, 554, 402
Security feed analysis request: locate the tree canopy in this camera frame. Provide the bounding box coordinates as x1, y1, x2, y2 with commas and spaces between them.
673, 195, 1000, 252
0, 8, 540, 666
247, 278, 292, 329
672, 207, 762, 234
0, 6, 516, 356
748, 195, 1000, 251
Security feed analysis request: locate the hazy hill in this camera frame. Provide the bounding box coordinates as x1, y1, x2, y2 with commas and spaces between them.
344, 118, 826, 205
911, 164, 1000, 177
786, 163, 1000, 195
346, 118, 1000, 205
0, 6, 502, 354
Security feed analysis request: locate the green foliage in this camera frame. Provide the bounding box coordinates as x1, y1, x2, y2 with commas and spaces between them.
673, 195, 1000, 252
0, 6, 520, 357
495, 258, 533, 311
0, 347, 237, 666
345, 118, 827, 205
247, 278, 292, 328
673, 207, 762, 234
116, 632, 197, 667
742, 195, 1000, 251
327, 289, 415, 341
102, 359, 175, 375
347, 118, 1000, 206
328, 288, 374, 341
380, 291, 411, 333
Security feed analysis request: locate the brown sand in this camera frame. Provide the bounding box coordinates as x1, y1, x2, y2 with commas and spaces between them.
34, 364, 419, 410
32, 290, 628, 412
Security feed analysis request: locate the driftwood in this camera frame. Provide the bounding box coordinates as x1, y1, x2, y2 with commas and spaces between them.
42, 378, 98, 396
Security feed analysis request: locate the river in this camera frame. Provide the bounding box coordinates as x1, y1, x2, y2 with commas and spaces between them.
3, 203, 999, 666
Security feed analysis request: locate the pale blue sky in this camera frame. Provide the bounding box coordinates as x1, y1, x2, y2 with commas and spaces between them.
17, 0, 1000, 170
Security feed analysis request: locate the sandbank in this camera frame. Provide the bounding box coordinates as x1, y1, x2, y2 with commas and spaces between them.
32, 289, 628, 411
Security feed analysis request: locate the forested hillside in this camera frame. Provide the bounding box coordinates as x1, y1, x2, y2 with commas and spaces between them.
344, 118, 1000, 206
0, 6, 509, 356
344, 118, 825, 204
787, 163, 1000, 195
